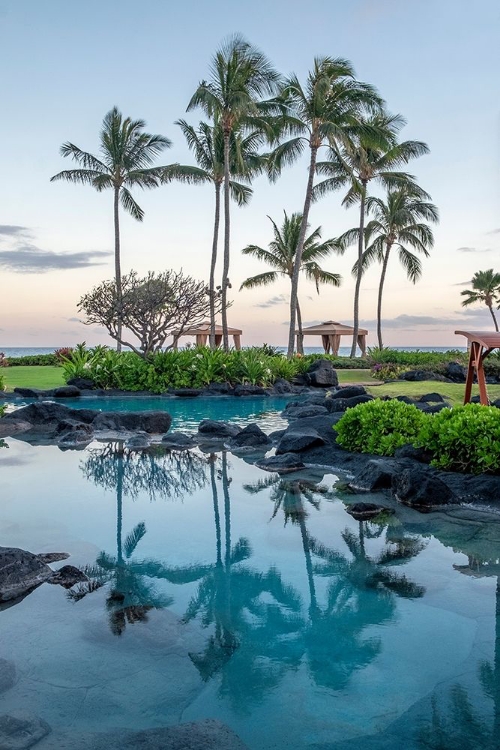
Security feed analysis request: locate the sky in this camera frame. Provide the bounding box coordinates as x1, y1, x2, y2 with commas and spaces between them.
0, 0, 499, 349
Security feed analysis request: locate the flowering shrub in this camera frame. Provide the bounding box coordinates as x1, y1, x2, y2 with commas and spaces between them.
54, 347, 74, 363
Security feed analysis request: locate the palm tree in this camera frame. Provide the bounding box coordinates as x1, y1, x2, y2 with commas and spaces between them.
51, 107, 173, 351
268, 57, 383, 357
313, 113, 430, 356
187, 35, 281, 350
339, 188, 438, 349
461, 269, 500, 331
173, 120, 262, 347
240, 211, 342, 353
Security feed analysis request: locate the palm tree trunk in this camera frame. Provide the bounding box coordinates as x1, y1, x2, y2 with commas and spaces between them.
210, 457, 222, 567
377, 244, 392, 349
287, 145, 319, 359
221, 131, 231, 351
488, 304, 499, 332
298, 515, 318, 617
296, 300, 304, 355
114, 187, 122, 353
350, 181, 367, 358
209, 182, 222, 349
116, 450, 124, 565
221, 452, 232, 629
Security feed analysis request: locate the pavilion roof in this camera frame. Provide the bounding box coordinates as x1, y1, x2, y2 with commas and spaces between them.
172, 321, 242, 336
296, 320, 368, 336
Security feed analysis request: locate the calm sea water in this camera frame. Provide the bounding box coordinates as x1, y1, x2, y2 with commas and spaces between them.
0, 345, 467, 357
0, 439, 498, 749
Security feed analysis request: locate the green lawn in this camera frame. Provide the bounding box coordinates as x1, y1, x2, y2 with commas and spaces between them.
1, 366, 65, 391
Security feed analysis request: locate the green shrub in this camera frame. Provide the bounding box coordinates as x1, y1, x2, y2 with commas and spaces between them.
415, 403, 500, 474
0, 405, 5, 418
335, 399, 428, 456
367, 347, 467, 368
371, 363, 406, 381
0, 372, 4, 392
6, 354, 58, 366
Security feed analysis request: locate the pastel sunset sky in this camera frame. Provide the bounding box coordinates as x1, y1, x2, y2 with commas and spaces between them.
0, 0, 498, 348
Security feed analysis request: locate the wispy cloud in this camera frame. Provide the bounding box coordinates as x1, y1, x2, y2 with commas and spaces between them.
456, 246, 493, 253
0, 225, 32, 239
452, 280, 471, 286
360, 309, 493, 330
0, 244, 111, 273
255, 294, 288, 309
67, 317, 83, 323
487, 228, 500, 235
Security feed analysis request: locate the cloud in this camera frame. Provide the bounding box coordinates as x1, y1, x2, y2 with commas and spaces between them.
67, 317, 83, 323
255, 294, 288, 309
456, 246, 493, 253
0, 225, 31, 239
0, 245, 111, 273
487, 228, 500, 235
452, 280, 471, 286
360, 310, 493, 330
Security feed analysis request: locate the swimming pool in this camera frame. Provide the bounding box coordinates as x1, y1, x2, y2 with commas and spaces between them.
0, 438, 499, 748
8, 395, 290, 433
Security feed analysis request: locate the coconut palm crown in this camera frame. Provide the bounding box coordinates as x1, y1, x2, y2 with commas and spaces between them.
187, 34, 281, 350
267, 57, 385, 357
461, 269, 500, 331
313, 112, 430, 356
240, 211, 342, 351
337, 188, 438, 349
50, 106, 173, 350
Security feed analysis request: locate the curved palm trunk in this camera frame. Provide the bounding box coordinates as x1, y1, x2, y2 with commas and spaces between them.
221, 132, 231, 351
114, 187, 122, 353
376, 243, 392, 349
488, 304, 499, 332
296, 300, 304, 355
209, 183, 222, 349
350, 181, 367, 358
287, 145, 319, 359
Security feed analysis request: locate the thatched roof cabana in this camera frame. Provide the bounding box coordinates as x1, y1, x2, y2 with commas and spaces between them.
296, 320, 368, 356
172, 322, 242, 350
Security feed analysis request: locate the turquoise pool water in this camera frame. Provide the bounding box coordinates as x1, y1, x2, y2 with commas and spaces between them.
11, 395, 290, 432
0, 438, 499, 748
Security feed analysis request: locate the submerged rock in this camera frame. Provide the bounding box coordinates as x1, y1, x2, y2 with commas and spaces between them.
345, 502, 395, 521
0, 712, 50, 750
198, 420, 242, 438
48, 565, 88, 589
0, 659, 16, 695
256, 453, 305, 473
0, 547, 53, 602
161, 432, 196, 449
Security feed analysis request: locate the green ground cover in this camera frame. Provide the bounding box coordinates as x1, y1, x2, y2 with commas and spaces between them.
2, 366, 65, 391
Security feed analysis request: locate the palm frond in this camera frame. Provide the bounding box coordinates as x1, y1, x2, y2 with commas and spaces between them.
123, 522, 147, 558
120, 187, 144, 221
239, 271, 279, 290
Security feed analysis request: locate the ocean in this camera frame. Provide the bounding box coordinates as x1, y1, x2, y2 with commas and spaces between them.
0, 345, 468, 358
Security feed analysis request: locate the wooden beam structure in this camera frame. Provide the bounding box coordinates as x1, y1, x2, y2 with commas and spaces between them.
455, 330, 500, 405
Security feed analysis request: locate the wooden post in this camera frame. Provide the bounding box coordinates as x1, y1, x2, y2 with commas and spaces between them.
233, 334, 241, 351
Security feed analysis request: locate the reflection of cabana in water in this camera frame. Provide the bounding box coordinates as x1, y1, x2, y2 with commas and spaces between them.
296, 320, 368, 356
172, 322, 242, 350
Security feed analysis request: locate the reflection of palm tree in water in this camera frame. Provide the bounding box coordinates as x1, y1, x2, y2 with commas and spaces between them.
248, 475, 427, 690
185, 454, 303, 708
417, 556, 500, 750
74, 442, 212, 634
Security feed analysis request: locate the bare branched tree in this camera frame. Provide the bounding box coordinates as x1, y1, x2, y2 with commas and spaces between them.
78, 270, 222, 357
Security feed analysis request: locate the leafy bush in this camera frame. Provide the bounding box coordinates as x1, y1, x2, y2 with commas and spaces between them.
371, 363, 406, 381
6, 354, 58, 366
0, 372, 4, 392
55, 347, 74, 363
415, 403, 500, 474
367, 347, 467, 368
335, 399, 428, 456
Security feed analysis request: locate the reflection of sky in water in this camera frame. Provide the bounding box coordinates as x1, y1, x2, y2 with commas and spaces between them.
0, 438, 499, 749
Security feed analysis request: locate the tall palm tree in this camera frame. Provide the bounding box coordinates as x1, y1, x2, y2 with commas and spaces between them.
51, 107, 173, 350
461, 269, 500, 331
338, 189, 438, 349
173, 120, 262, 347
187, 35, 281, 350
313, 113, 430, 356
240, 211, 343, 353
268, 57, 384, 357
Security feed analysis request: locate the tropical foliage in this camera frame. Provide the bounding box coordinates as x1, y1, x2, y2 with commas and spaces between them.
460, 269, 500, 331
240, 212, 342, 352
51, 107, 174, 350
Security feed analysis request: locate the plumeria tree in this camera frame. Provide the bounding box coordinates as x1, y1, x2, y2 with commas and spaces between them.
51, 107, 174, 350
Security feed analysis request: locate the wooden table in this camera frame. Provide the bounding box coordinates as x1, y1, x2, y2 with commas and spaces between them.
455, 330, 500, 405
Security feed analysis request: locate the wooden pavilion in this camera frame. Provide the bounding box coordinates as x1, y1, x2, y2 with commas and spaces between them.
297, 320, 368, 356
172, 322, 242, 350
